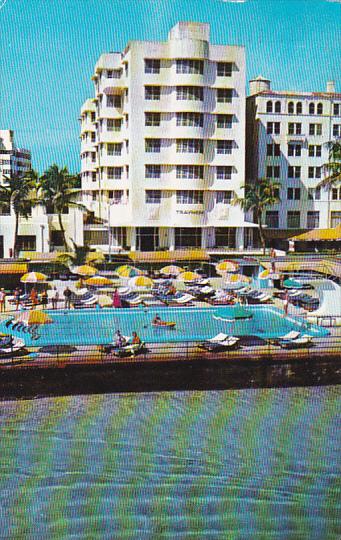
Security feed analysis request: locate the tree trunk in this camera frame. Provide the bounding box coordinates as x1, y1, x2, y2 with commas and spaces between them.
58, 212, 68, 250
257, 211, 266, 255
13, 211, 19, 258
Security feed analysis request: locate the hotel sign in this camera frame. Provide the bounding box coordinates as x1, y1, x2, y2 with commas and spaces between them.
176, 210, 204, 215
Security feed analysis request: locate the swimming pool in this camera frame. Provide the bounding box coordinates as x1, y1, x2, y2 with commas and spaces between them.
1, 305, 329, 346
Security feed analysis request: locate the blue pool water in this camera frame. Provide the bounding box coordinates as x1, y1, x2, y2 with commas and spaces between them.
1, 305, 328, 346
0, 387, 340, 538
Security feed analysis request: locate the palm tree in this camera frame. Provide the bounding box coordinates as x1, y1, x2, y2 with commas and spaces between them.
39, 165, 85, 249
56, 240, 105, 268
318, 141, 341, 228
232, 178, 281, 254
0, 170, 38, 257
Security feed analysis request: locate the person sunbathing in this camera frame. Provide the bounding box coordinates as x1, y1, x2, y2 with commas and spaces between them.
132, 331, 142, 345
152, 314, 162, 325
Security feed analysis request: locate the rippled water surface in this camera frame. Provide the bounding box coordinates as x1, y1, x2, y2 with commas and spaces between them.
0, 387, 340, 539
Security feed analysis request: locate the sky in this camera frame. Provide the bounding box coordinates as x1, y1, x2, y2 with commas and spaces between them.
0, 0, 340, 173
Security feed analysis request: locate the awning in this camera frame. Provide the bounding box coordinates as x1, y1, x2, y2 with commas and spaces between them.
261, 259, 341, 279
290, 225, 341, 242
0, 263, 28, 275
129, 249, 210, 263
20, 251, 58, 261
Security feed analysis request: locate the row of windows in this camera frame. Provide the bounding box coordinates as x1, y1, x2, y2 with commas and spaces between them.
267, 143, 323, 157
267, 122, 341, 136
266, 211, 320, 229
266, 101, 341, 116
266, 165, 322, 179
144, 59, 233, 76
144, 86, 233, 102
145, 165, 233, 179
144, 139, 233, 154
145, 190, 233, 204
145, 112, 233, 128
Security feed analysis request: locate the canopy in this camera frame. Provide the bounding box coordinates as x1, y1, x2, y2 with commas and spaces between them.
20, 272, 48, 283
85, 276, 113, 286
129, 249, 209, 263
178, 271, 201, 282
128, 276, 154, 288
16, 310, 53, 325
290, 224, 341, 242
72, 265, 97, 276
226, 273, 251, 284
160, 265, 185, 276
216, 260, 239, 274
0, 263, 28, 275
115, 265, 144, 278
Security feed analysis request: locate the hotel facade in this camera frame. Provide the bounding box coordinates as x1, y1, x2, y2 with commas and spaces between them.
80, 22, 256, 253
246, 77, 341, 244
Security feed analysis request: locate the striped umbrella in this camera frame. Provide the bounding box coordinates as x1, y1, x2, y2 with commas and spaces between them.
115, 265, 144, 278
85, 276, 113, 286
216, 260, 239, 275
226, 273, 251, 284
20, 272, 48, 283
259, 269, 270, 279
128, 276, 154, 288
16, 310, 53, 325
73, 265, 97, 277
160, 265, 185, 276
178, 271, 201, 282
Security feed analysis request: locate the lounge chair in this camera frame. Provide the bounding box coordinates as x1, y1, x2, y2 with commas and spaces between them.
199, 333, 240, 351
279, 334, 313, 349
278, 330, 301, 341
173, 294, 195, 305
126, 295, 143, 306
113, 341, 145, 358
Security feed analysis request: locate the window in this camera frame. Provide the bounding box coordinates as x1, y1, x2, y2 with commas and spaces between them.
296, 102, 302, 114
288, 166, 301, 178
145, 86, 161, 100
145, 190, 161, 203
287, 211, 300, 228
176, 112, 203, 127
317, 103, 323, 115
175, 227, 202, 248
309, 123, 322, 136
145, 59, 160, 74
267, 143, 280, 156
308, 145, 322, 157
91, 152, 96, 163
145, 139, 161, 152
107, 70, 113, 78
176, 139, 203, 153
288, 102, 294, 114
176, 59, 204, 74
267, 165, 280, 178
287, 187, 301, 200
217, 89, 233, 103
107, 167, 123, 180
217, 114, 233, 128
145, 165, 161, 178
177, 86, 203, 101
334, 103, 340, 116
309, 103, 315, 115
216, 191, 232, 204
107, 143, 122, 156
217, 140, 232, 154
113, 69, 122, 79
91, 132, 96, 143
107, 119, 122, 132
92, 172, 96, 182
216, 166, 233, 180
331, 211, 341, 228
176, 190, 203, 204
108, 190, 124, 203
309, 186, 321, 200
332, 188, 341, 200
91, 112, 95, 122
125, 63, 128, 76
106, 95, 121, 108
176, 165, 203, 179
17, 235, 36, 251
307, 211, 319, 229
145, 112, 161, 126
288, 144, 301, 157
275, 101, 281, 113
265, 211, 279, 228
217, 62, 232, 77
288, 123, 302, 135
266, 101, 273, 113
308, 166, 322, 179
267, 122, 280, 134
333, 124, 341, 137
125, 114, 129, 128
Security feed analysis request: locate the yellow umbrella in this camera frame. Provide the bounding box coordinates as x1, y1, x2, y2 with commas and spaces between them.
73, 265, 97, 276
178, 271, 201, 282
16, 310, 53, 325
226, 273, 251, 283
259, 269, 270, 279
20, 272, 48, 283
160, 265, 185, 276
97, 294, 113, 307
128, 276, 154, 288
85, 276, 113, 286
216, 260, 239, 274
115, 265, 144, 277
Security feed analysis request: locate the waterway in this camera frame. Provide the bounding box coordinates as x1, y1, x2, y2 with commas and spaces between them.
0, 386, 340, 539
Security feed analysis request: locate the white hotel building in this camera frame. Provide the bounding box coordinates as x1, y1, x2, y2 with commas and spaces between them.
80, 22, 256, 253
246, 77, 341, 244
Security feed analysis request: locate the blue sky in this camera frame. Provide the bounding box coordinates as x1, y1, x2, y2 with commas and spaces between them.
0, 0, 340, 173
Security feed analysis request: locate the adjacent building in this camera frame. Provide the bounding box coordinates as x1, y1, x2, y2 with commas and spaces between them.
0, 130, 31, 184
246, 77, 341, 246
80, 22, 256, 253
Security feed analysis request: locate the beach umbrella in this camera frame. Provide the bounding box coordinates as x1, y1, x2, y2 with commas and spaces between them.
216, 260, 239, 274
258, 269, 270, 279
115, 265, 144, 278
85, 276, 113, 286
160, 265, 185, 276
16, 310, 53, 325
73, 265, 97, 277
178, 271, 201, 282
232, 305, 253, 320
128, 276, 154, 288
97, 294, 113, 307
20, 272, 48, 283
283, 278, 304, 289
226, 273, 251, 284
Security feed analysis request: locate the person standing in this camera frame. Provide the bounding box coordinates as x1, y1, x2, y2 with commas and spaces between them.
52, 288, 59, 310
0, 289, 6, 313
30, 287, 38, 307
283, 290, 289, 316
14, 288, 20, 311
63, 286, 72, 309
41, 290, 48, 308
